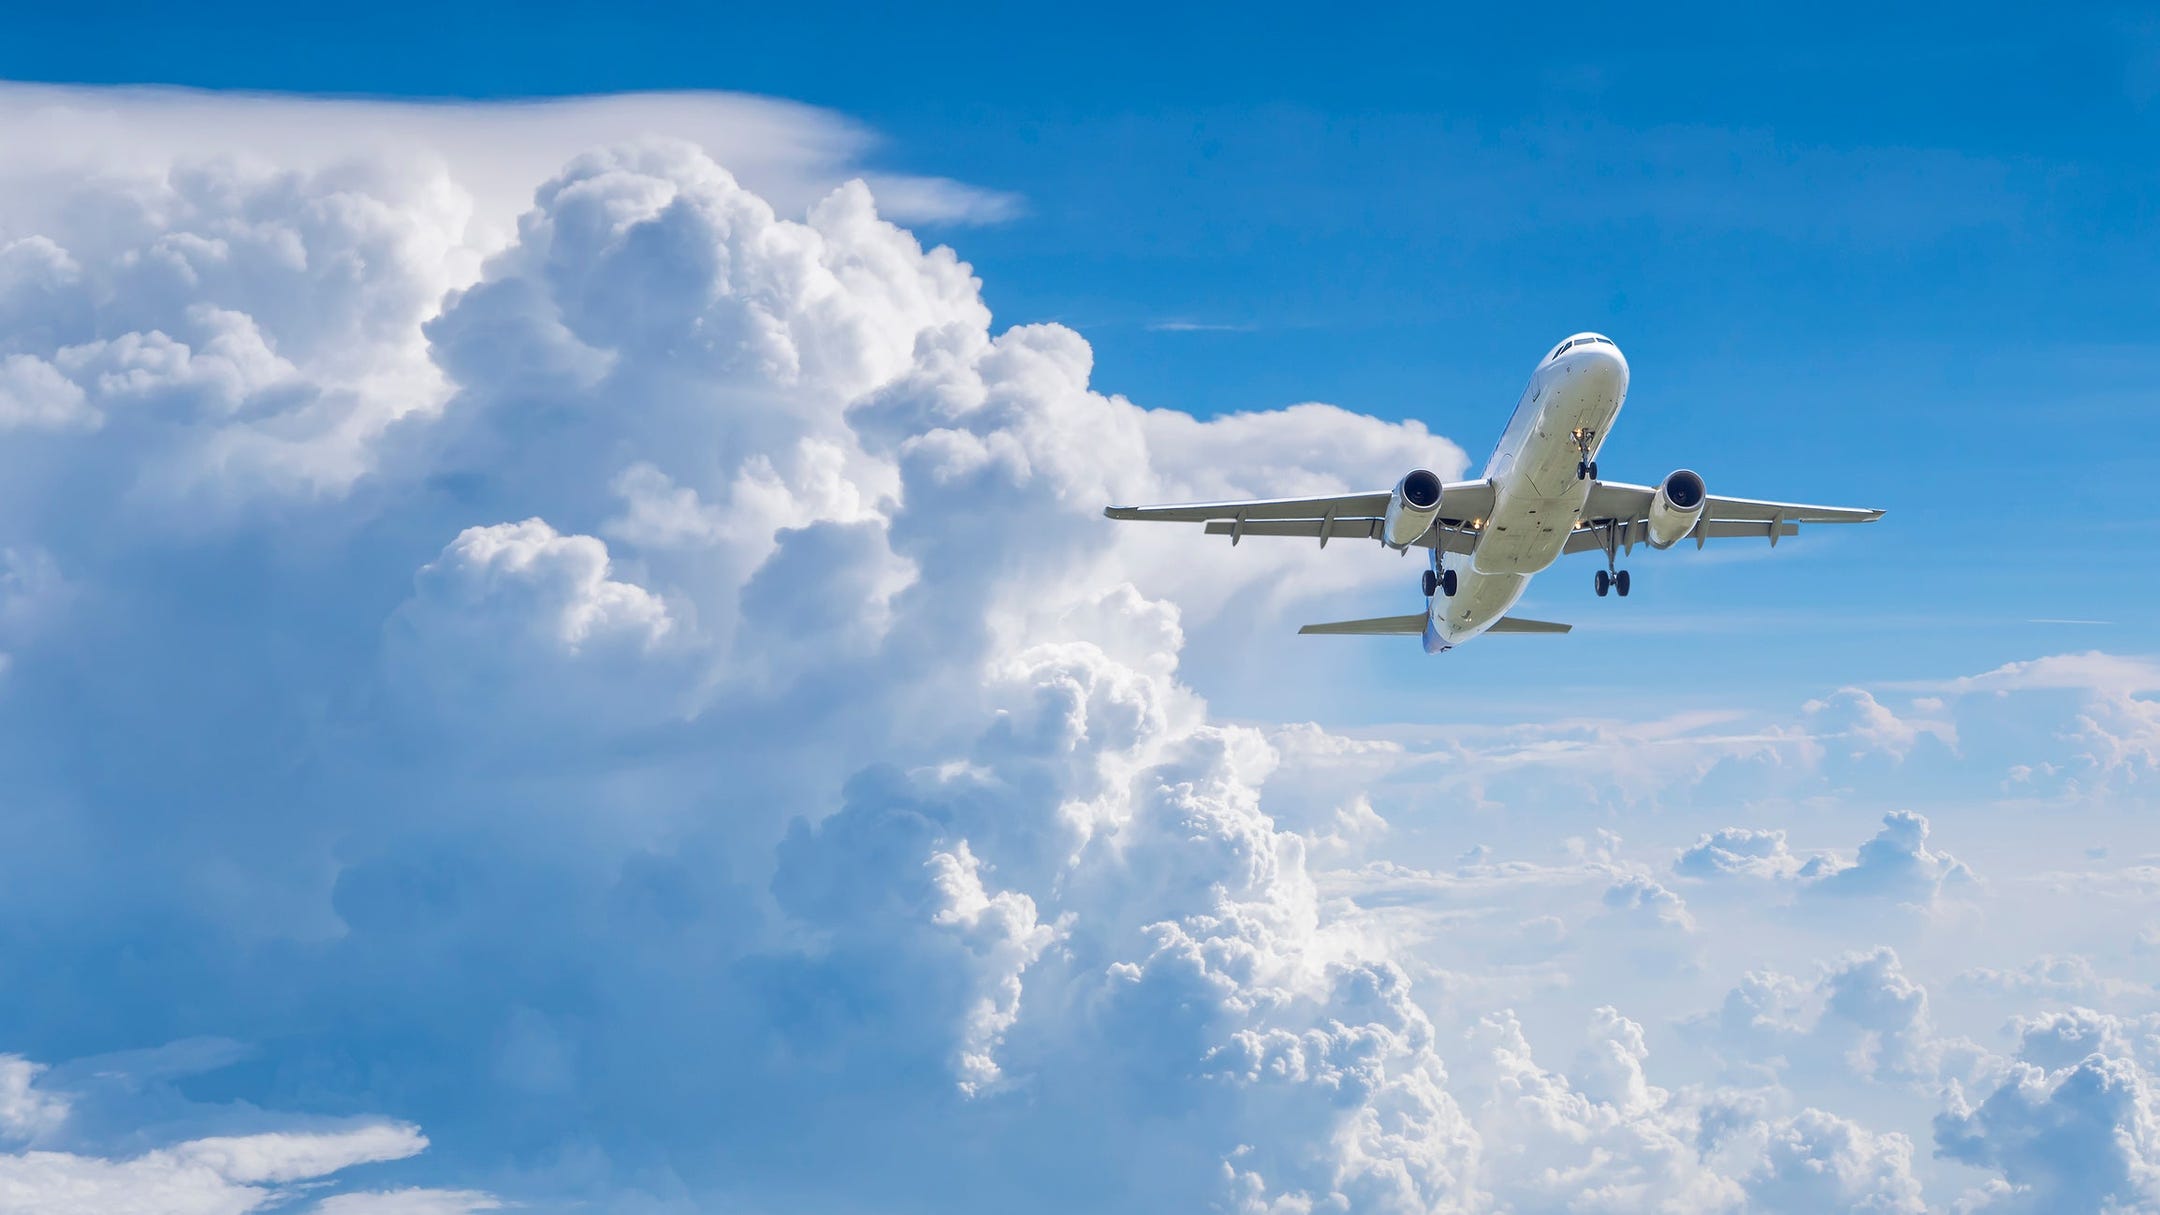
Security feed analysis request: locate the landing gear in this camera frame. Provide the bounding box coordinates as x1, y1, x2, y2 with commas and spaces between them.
1571, 429, 1599, 481
1591, 520, 1630, 598
1423, 551, 1459, 599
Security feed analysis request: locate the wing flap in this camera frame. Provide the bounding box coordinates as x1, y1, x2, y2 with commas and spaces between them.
1106, 480, 1496, 528
1202, 518, 1479, 554
1561, 519, 1798, 554
1106, 492, 1392, 523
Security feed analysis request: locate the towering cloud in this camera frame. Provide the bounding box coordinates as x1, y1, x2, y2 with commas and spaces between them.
0, 88, 2151, 1213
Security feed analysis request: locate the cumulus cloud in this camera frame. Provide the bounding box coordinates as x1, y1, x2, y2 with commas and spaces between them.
1673, 826, 1821, 881
0, 87, 2150, 1215
1808, 811, 1973, 903
1600, 872, 1697, 932
1803, 687, 1957, 760
1672, 812, 1972, 907
1937, 1053, 2160, 1213
1691, 947, 1987, 1091
1461, 1005, 1927, 1212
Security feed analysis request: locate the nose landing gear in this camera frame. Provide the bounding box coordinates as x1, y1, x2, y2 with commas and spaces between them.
1572, 428, 1599, 481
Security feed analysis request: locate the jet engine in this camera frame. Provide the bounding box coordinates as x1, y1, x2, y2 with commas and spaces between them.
1646, 469, 1707, 548
1383, 469, 1444, 548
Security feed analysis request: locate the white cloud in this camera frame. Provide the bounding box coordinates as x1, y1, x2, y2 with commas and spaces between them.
0, 1057, 66, 1143
1462, 1005, 1929, 1212
413, 519, 673, 654
0, 353, 95, 431
1803, 687, 1956, 760
0, 89, 2152, 1215
1600, 873, 1697, 932
0, 1120, 435, 1215
925, 841, 1062, 1095
1742, 1108, 1928, 1214
1690, 947, 1988, 1091
1937, 1053, 2160, 1213
1672, 812, 1972, 907
1673, 826, 1819, 881
1808, 812, 1973, 904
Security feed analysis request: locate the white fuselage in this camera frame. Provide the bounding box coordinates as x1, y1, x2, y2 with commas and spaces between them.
1424, 334, 1629, 653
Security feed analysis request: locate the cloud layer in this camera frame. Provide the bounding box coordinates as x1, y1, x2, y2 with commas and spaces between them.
0, 88, 2152, 1213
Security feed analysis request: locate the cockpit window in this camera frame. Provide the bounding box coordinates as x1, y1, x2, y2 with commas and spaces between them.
1549, 336, 1615, 362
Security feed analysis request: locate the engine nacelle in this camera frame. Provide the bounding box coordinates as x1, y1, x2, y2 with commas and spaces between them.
1383, 469, 1444, 548
1646, 469, 1707, 548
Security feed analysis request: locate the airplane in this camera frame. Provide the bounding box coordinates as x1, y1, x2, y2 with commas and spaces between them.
1104, 333, 1883, 653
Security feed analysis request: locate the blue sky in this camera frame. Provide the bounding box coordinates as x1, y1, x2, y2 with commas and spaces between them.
14, 0, 2142, 710
0, 6, 2155, 1214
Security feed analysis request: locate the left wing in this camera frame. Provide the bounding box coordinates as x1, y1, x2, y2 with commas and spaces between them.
1583, 481, 1884, 526
1106, 481, 1496, 550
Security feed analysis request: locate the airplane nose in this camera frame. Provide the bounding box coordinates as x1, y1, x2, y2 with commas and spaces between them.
1569, 342, 1629, 396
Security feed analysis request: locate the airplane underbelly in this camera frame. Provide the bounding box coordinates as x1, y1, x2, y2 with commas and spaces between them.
1429, 569, 1527, 647
1472, 475, 1583, 574
1473, 374, 1623, 575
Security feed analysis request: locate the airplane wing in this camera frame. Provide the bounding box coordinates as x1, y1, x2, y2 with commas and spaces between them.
1576, 480, 1881, 552
1582, 481, 1884, 526
1106, 481, 1496, 550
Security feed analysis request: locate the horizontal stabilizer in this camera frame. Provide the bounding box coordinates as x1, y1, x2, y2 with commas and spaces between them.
1487, 615, 1571, 634
1298, 613, 1428, 636
1297, 612, 1572, 637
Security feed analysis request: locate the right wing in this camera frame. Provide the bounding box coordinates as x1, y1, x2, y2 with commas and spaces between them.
1106, 481, 1496, 551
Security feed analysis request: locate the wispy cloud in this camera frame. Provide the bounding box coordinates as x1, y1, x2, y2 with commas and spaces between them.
1145, 319, 1255, 333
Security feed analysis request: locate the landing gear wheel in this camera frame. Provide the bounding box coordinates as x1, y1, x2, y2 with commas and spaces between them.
1614, 569, 1630, 597
1594, 570, 1610, 597
1441, 569, 1458, 597
1422, 569, 1438, 598
1571, 429, 1599, 480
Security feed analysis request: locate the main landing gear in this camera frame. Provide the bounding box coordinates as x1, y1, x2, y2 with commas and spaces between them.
1422, 550, 1457, 599
1572, 428, 1599, 481
1591, 520, 1630, 598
